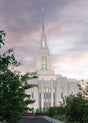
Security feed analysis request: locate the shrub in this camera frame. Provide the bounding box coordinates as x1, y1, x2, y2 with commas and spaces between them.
36, 108, 40, 113
57, 106, 65, 115
48, 107, 55, 117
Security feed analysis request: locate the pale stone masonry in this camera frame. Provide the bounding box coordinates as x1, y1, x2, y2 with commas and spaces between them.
27, 9, 80, 112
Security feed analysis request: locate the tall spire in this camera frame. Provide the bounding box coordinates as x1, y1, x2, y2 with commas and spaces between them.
42, 8, 44, 31
40, 8, 47, 48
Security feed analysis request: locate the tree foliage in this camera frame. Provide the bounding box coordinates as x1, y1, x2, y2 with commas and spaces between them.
58, 84, 88, 123
78, 81, 88, 100
48, 84, 88, 123
56, 84, 88, 123
0, 30, 37, 123
0, 30, 5, 47
48, 107, 55, 117
64, 93, 88, 123
36, 108, 40, 113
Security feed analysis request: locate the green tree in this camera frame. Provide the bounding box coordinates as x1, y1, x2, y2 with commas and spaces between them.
58, 83, 88, 123
0, 30, 5, 47
57, 106, 65, 115
48, 107, 55, 117
0, 31, 37, 123
61, 93, 88, 123
78, 81, 88, 100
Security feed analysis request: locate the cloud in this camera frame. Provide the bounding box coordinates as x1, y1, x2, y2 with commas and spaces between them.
0, 0, 88, 79
53, 54, 88, 79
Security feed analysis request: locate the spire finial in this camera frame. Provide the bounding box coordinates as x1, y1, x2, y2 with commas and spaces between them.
42, 7, 44, 31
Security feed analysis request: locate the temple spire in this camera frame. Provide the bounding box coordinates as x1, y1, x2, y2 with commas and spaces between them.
42, 8, 44, 31
40, 8, 47, 48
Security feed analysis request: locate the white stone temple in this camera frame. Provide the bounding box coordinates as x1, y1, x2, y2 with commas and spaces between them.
27, 9, 80, 112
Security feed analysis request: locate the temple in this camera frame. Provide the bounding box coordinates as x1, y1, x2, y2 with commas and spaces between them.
27, 9, 80, 112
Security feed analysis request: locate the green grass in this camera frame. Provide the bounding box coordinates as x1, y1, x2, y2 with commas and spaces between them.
53, 116, 88, 123
53, 115, 67, 122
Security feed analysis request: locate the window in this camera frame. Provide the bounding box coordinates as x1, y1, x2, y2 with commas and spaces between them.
42, 56, 47, 70
61, 87, 63, 98
31, 88, 34, 98
39, 93, 41, 107
44, 92, 51, 99
53, 93, 55, 106
39, 93, 41, 102
32, 92, 34, 98
49, 93, 51, 98
43, 40, 45, 47
49, 102, 51, 107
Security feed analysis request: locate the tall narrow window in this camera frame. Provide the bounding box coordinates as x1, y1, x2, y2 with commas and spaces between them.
53, 93, 55, 106
61, 87, 63, 98
39, 93, 41, 109
32, 92, 34, 98
53, 89, 55, 106
42, 56, 47, 70
31, 88, 34, 98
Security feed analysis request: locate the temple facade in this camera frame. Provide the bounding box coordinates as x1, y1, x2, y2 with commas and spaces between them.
27, 9, 80, 112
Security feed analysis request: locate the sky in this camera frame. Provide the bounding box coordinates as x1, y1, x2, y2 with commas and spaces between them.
0, 0, 88, 80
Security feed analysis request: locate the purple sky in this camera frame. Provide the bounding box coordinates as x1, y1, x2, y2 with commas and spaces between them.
0, 0, 88, 80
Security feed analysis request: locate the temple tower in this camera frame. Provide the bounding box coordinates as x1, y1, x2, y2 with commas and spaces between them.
36, 8, 53, 74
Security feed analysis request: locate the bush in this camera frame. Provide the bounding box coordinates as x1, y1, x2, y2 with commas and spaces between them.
48, 107, 55, 117
63, 94, 88, 123
36, 108, 40, 113
57, 106, 65, 115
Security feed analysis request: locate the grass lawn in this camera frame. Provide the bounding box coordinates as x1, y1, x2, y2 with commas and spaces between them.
53, 115, 67, 122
